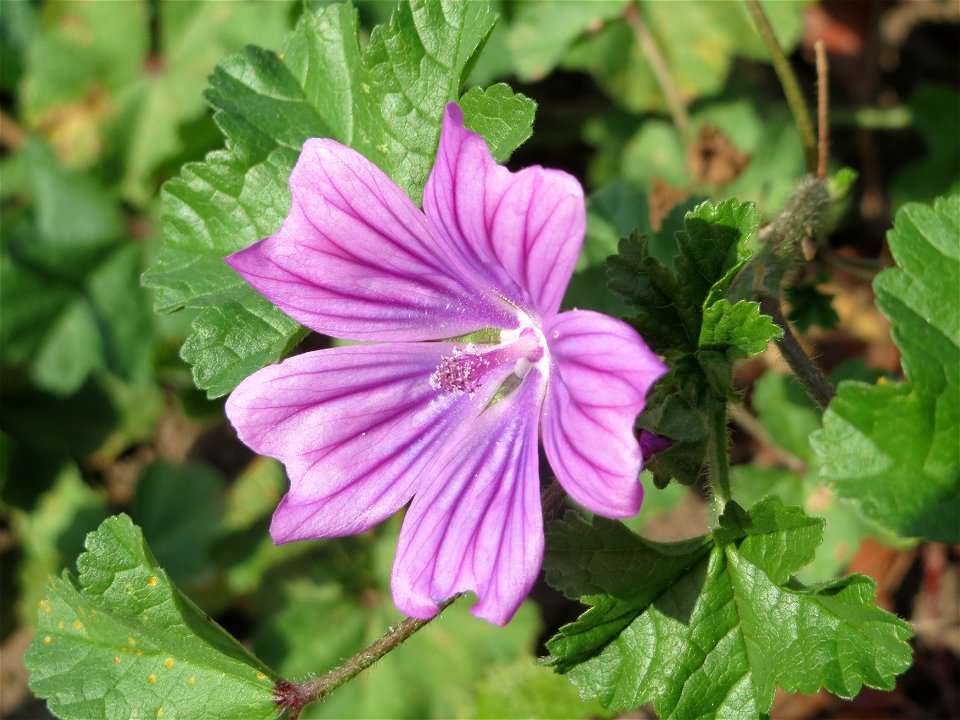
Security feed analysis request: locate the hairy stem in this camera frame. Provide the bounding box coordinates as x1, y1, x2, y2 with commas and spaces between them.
706, 401, 731, 514
761, 297, 835, 409
625, 2, 691, 148
744, 0, 817, 174
815, 40, 829, 181
275, 595, 461, 719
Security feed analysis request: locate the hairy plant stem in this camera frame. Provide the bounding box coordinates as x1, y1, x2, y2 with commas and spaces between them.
744, 0, 817, 174
275, 595, 461, 719
760, 297, 835, 409
625, 2, 691, 149
706, 401, 731, 515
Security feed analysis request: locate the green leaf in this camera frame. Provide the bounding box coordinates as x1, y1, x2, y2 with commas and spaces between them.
11, 465, 108, 627
21, 0, 293, 200
256, 526, 542, 719
752, 371, 820, 462
459, 83, 536, 163
545, 498, 913, 716
507, 0, 629, 82
1, 210, 155, 395
21, 138, 124, 246
562, 1, 809, 113
609, 198, 760, 354
785, 282, 840, 332
565, 181, 696, 316
812, 195, 960, 542
890, 86, 960, 211
699, 299, 781, 358
144, 1, 535, 397
471, 658, 610, 719
25, 515, 278, 720
130, 462, 226, 585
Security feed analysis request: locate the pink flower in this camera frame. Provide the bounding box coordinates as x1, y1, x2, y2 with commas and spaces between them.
224, 104, 666, 625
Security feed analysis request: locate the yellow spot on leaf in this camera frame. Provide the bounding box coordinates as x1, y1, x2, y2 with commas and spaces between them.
128, 637, 136, 646
148, 674, 157, 684
148, 576, 157, 586
187, 676, 196, 686
42, 636, 52, 645
58, 622, 65, 629
157, 709, 164, 718
165, 658, 174, 669
113, 656, 121, 664
73, 621, 82, 630
256, 672, 266, 680
877, 376, 888, 385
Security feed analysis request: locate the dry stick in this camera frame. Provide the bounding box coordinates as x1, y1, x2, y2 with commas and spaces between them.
760, 297, 835, 410
624, 2, 691, 149
815, 40, 829, 181
275, 595, 462, 719
744, 0, 817, 175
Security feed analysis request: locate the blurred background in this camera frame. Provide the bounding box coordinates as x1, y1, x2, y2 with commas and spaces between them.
1, 1, 957, 718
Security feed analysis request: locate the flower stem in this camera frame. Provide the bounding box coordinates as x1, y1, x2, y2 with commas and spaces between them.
625, 2, 691, 149
275, 595, 461, 719
744, 0, 817, 174
760, 297, 835, 409
705, 401, 731, 514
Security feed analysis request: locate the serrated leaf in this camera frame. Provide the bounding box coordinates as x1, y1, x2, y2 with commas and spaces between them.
459, 83, 536, 163
700, 299, 781, 358
546, 499, 914, 717
609, 198, 760, 355
25, 515, 278, 720
813, 195, 959, 542
144, 1, 536, 397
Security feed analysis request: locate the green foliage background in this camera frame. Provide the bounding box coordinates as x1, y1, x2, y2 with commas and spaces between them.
2, 1, 957, 719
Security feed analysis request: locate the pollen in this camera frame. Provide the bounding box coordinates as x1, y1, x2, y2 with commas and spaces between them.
165, 658, 174, 669
156, 709, 164, 718
42, 636, 52, 645
73, 621, 82, 630
257, 672, 266, 680
148, 576, 157, 586
431, 348, 491, 396
148, 674, 157, 684
187, 676, 196, 686
113, 656, 121, 664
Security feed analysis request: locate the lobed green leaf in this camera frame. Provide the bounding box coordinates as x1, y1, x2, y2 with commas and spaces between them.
25, 515, 278, 720
546, 498, 913, 717
812, 195, 959, 542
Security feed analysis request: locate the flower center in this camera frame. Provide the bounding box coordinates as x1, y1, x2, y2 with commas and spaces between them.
431, 326, 545, 398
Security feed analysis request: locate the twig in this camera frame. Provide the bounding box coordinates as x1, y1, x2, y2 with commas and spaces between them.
744, 0, 817, 174
760, 297, 835, 409
625, 2, 691, 148
275, 595, 461, 719
815, 40, 829, 181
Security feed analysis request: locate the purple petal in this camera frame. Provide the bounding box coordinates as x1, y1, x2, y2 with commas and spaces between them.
391, 371, 545, 625
423, 104, 586, 320
226, 139, 517, 342
639, 430, 673, 458
225, 343, 510, 543
541, 311, 667, 518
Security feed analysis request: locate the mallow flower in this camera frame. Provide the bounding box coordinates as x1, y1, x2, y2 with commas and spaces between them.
225, 104, 666, 625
